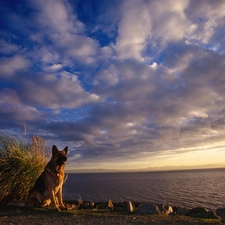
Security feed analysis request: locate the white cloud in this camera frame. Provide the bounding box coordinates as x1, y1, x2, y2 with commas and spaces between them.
47, 64, 63, 71
185, 0, 225, 47
0, 39, 20, 55
115, 0, 151, 60
38, 47, 60, 64
30, 0, 75, 33
28, 0, 99, 66
14, 105, 44, 121
99, 46, 114, 60
18, 72, 99, 109
194, 112, 209, 119
115, 0, 190, 60
0, 88, 19, 113
150, 62, 157, 69
61, 34, 99, 62
0, 55, 30, 76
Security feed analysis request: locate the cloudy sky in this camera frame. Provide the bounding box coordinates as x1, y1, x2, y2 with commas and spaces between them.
1, 0, 225, 172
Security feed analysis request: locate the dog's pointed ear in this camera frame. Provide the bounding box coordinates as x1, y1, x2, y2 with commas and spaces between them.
63, 146, 68, 154
52, 145, 58, 155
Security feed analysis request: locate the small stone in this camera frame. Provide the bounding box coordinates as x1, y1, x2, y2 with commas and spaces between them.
80, 201, 95, 209
107, 200, 114, 210
125, 201, 134, 212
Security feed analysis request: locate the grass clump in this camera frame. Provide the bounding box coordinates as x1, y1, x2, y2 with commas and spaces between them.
0, 135, 49, 202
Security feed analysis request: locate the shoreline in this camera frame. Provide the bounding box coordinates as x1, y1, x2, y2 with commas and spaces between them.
6, 200, 225, 219
63, 198, 222, 212
1, 201, 225, 225
66, 200, 225, 218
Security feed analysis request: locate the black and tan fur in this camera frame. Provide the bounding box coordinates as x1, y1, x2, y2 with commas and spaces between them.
27, 145, 68, 211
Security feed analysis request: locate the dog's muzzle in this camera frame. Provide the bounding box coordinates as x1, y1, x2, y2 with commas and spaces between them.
56, 154, 67, 165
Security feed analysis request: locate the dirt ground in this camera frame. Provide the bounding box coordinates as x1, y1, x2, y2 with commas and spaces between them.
0, 204, 224, 225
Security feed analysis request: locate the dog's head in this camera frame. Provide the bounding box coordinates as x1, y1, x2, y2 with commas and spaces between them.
52, 145, 68, 165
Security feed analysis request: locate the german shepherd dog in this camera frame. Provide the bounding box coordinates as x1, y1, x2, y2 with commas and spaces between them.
27, 145, 68, 211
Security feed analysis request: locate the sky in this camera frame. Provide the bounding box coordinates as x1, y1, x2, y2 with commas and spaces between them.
1, 0, 225, 172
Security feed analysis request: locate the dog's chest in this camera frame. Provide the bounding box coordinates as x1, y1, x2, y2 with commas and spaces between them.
52, 174, 63, 187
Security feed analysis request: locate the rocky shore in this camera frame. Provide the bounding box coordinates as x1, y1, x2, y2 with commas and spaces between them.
1, 200, 225, 225
65, 200, 225, 220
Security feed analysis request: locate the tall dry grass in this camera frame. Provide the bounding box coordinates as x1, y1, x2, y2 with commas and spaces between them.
0, 135, 49, 202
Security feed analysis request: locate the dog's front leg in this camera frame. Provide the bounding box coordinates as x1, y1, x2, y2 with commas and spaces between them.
57, 185, 67, 209
49, 188, 61, 211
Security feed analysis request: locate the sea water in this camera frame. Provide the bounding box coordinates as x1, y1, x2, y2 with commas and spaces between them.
63, 168, 225, 210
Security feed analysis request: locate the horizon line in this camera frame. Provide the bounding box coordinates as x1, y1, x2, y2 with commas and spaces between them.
66, 164, 225, 174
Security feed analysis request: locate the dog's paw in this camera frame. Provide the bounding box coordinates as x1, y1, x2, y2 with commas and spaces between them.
60, 205, 68, 210
54, 207, 61, 212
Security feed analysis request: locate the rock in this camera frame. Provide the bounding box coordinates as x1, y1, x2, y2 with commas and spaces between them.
80, 201, 95, 210
198, 211, 219, 219
77, 196, 83, 205
107, 200, 114, 210
176, 207, 189, 216
95, 200, 113, 210
114, 202, 125, 207
66, 203, 77, 210
216, 208, 225, 220
163, 204, 173, 215
138, 203, 161, 214
158, 204, 173, 215
133, 202, 141, 208
95, 202, 106, 210
113, 201, 125, 211
188, 207, 208, 216
125, 201, 134, 212
188, 207, 219, 219
76, 197, 83, 209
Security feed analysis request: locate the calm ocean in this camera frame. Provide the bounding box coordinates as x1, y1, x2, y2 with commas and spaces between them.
63, 168, 225, 210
